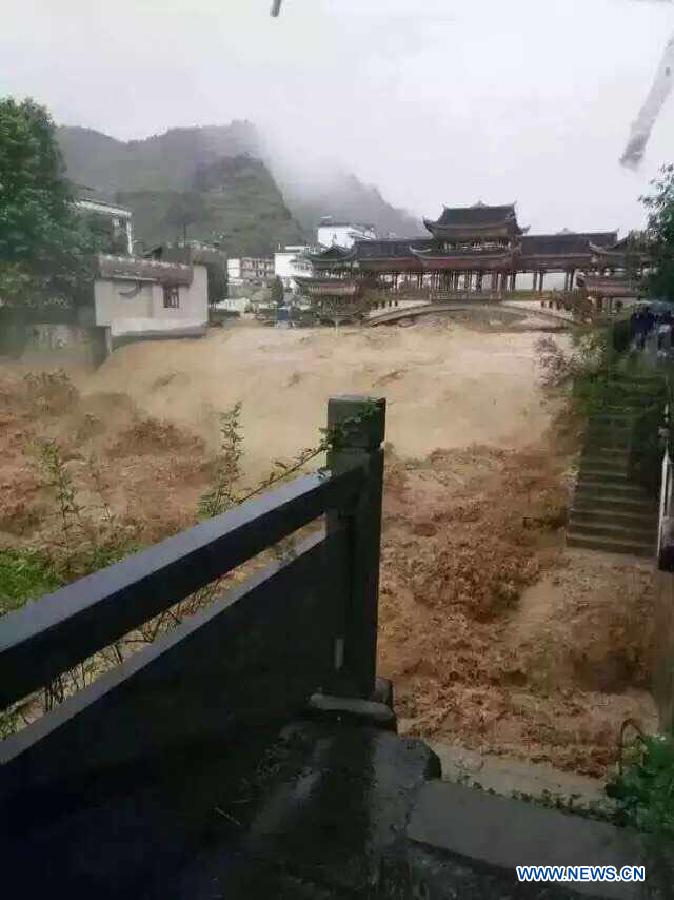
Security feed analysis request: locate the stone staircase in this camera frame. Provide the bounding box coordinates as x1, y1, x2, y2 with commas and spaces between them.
567, 374, 665, 557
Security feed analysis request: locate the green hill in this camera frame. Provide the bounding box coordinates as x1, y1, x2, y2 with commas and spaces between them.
118, 157, 303, 256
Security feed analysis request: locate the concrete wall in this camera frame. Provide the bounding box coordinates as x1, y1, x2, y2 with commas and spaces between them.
17, 324, 108, 368
94, 265, 208, 338
94, 279, 154, 325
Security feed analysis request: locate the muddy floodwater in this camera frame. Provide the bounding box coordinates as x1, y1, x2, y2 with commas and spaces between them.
0, 320, 657, 777
75, 322, 556, 476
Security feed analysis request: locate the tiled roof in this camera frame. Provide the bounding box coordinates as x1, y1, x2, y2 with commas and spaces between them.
434, 204, 516, 226
354, 239, 434, 259
346, 232, 618, 264
521, 232, 617, 256
309, 246, 356, 262
97, 254, 193, 286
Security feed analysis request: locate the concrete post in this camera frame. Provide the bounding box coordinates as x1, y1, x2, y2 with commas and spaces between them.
326, 395, 386, 700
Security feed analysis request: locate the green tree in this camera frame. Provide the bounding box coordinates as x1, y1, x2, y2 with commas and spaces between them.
642, 163, 674, 301
270, 275, 284, 306
0, 96, 96, 306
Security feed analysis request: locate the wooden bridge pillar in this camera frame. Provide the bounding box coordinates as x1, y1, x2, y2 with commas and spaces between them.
326, 395, 386, 700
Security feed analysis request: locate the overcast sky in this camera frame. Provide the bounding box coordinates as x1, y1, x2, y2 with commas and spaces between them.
2, 0, 674, 234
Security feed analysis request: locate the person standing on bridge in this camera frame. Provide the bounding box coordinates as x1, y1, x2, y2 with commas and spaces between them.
630, 308, 642, 350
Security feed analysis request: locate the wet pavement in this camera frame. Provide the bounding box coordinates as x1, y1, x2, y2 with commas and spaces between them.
8, 717, 667, 898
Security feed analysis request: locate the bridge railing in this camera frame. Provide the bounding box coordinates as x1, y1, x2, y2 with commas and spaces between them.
657, 383, 674, 570
0, 395, 385, 803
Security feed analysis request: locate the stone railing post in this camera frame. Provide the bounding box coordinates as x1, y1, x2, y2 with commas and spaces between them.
326, 395, 385, 700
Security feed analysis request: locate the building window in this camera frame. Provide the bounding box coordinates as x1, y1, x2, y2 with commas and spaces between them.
163, 285, 180, 309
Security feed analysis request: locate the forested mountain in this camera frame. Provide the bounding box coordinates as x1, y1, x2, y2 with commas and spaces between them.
58, 122, 422, 253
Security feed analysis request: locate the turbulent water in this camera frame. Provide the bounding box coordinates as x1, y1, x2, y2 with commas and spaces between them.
77, 320, 554, 478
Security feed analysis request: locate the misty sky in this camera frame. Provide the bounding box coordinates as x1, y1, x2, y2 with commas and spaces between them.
2, 0, 674, 235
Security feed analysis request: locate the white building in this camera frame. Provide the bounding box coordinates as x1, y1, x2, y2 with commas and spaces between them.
215, 297, 249, 314
94, 255, 208, 350
274, 245, 313, 291
316, 218, 376, 250
76, 197, 134, 255
226, 258, 242, 284
226, 257, 274, 286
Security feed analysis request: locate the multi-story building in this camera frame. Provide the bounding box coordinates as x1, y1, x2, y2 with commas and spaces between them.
274, 245, 313, 291
227, 257, 275, 287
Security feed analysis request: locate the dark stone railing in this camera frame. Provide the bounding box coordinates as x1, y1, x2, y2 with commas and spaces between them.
0, 395, 385, 821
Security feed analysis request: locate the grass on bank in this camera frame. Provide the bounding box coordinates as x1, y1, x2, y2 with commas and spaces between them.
0, 548, 61, 616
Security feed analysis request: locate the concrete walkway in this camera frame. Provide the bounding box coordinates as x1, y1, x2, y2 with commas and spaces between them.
428, 741, 611, 812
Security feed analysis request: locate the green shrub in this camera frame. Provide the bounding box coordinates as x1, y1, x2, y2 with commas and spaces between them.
607, 732, 674, 838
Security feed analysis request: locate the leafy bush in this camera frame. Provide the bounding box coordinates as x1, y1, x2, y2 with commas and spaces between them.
607, 730, 674, 838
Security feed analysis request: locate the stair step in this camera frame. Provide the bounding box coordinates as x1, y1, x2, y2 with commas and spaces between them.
566, 533, 655, 556
608, 372, 664, 382
573, 495, 658, 515
583, 439, 632, 452
590, 379, 665, 390
578, 458, 630, 474
570, 507, 656, 526
577, 469, 632, 484
581, 447, 630, 462
584, 431, 632, 442
568, 519, 656, 540
596, 404, 646, 413
590, 409, 636, 417
584, 424, 632, 438
575, 479, 652, 496
585, 417, 633, 428
578, 454, 630, 478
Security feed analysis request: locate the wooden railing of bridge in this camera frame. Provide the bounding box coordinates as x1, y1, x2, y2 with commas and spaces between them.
0, 396, 385, 891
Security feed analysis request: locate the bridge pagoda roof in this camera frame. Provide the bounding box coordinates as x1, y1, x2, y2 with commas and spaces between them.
354, 239, 433, 259
521, 232, 617, 256
577, 273, 643, 298
410, 246, 514, 271
423, 203, 522, 240
588, 232, 651, 263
